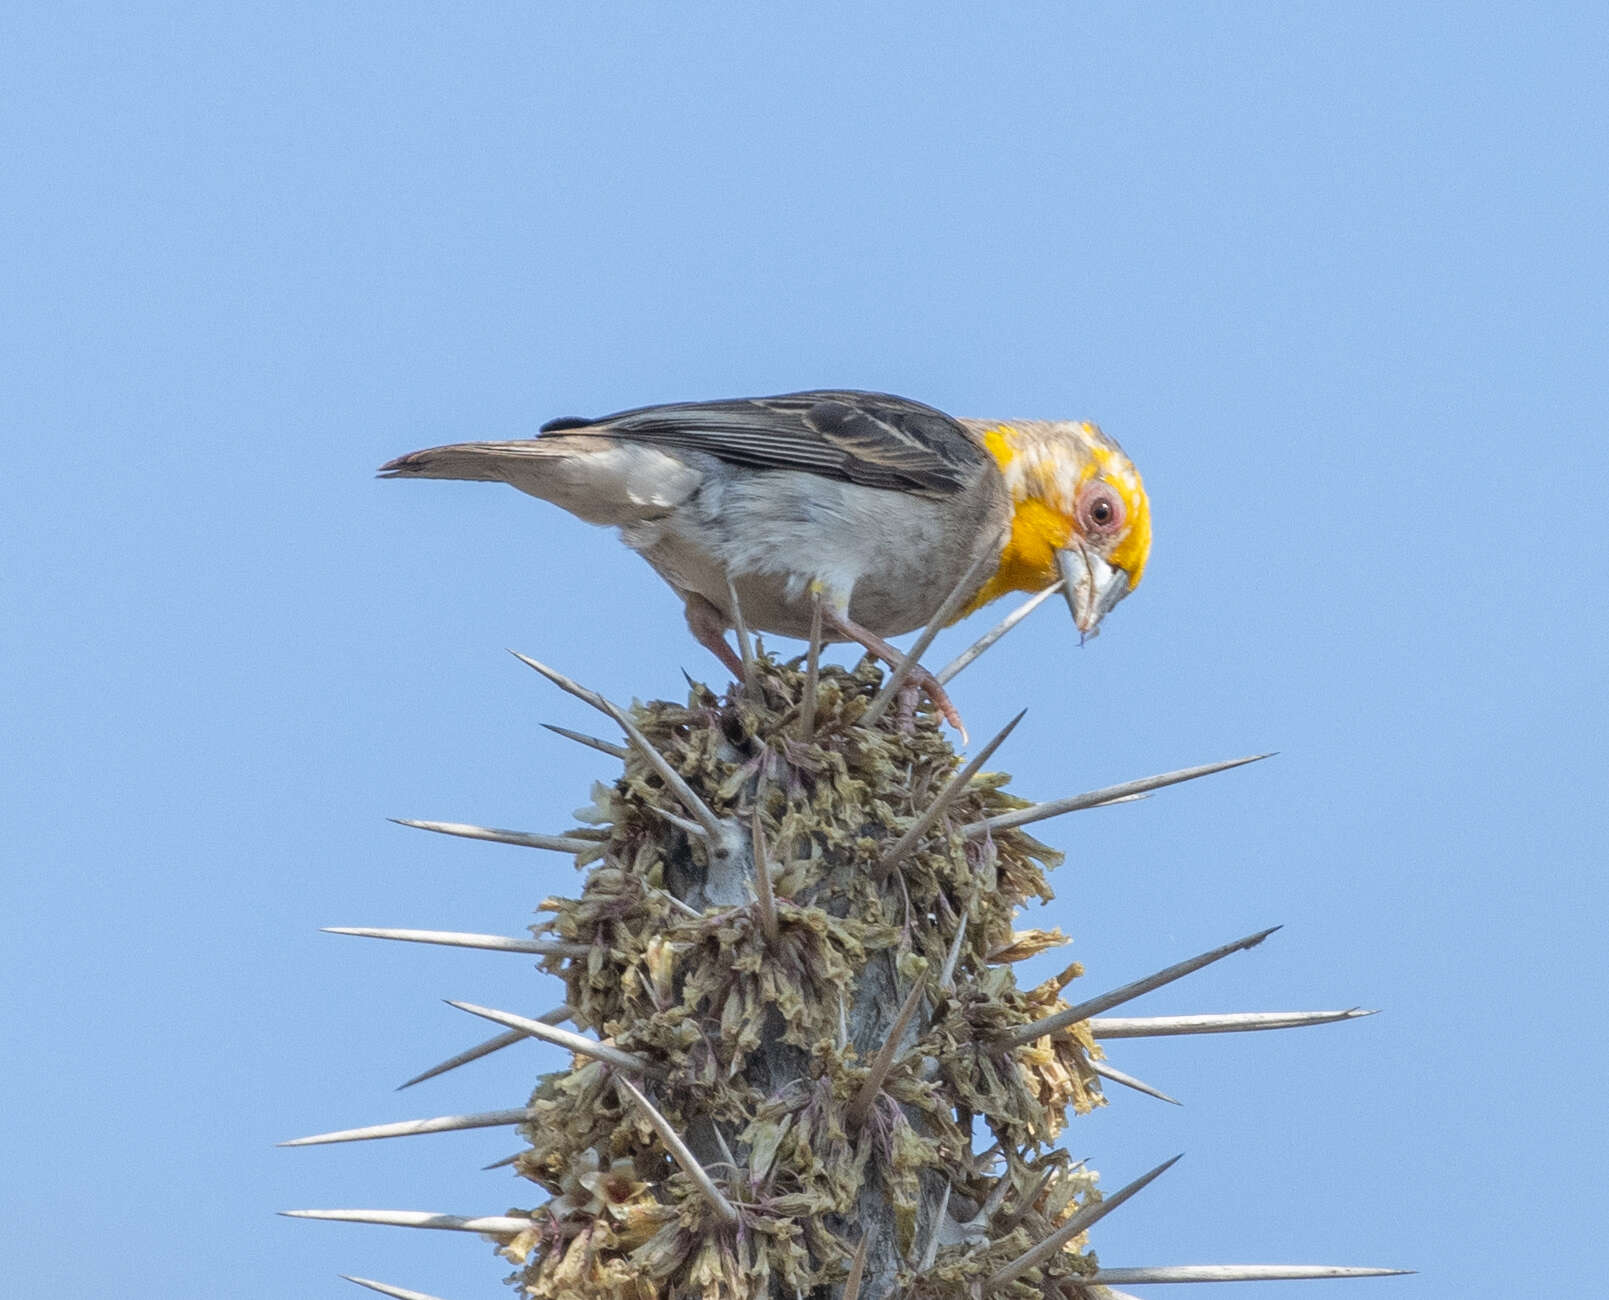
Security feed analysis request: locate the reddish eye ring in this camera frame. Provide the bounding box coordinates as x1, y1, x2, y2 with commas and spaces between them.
1078, 485, 1124, 534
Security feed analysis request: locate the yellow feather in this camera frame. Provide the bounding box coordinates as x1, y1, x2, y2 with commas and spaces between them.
965, 420, 1151, 616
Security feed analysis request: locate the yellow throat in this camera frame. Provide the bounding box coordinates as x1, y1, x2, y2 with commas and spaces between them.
962, 422, 1151, 616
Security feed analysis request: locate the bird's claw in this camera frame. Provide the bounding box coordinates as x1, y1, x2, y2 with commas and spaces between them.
916, 670, 967, 742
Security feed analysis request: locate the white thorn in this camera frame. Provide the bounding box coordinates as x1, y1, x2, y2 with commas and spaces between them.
323, 927, 587, 957
726, 578, 761, 699
939, 910, 969, 992
841, 1232, 870, 1300
653, 887, 704, 918
510, 651, 729, 845
1085, 1265, 1414, 1284
447, 1000, 651, 1074
398, 1006, 573, 1090
877, 710, 1026, 874
963, 755, 1270, 837
918, 1181, 953, 1271
615, 1076, 738, 1223
846, 979, 928, 1128
280, 1107, 530, 1147
645, 803, 710, 840
799, 587, 822, 742
542, 722, 628, 760
1090, 1009, 1377, 1039
1089, 1059, 1182, 1106
281, 1209, 533, 1235
984, 1154, 1182, 1291
750, 810, 779, 944
340, 1277, 450, 1300
973, 1164, 1021, 1228
1008, 927, 1281, 1047
401, 1028, 525, 1090
934, 579, 1065, 685
390, 818, 593, 854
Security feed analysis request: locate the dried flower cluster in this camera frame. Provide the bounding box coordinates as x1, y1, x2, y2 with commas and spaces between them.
286, 640, 1403, 1300
510, 654, 1108, 1298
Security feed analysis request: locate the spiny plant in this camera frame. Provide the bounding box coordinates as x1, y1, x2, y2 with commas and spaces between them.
284, 586, 1407, 1299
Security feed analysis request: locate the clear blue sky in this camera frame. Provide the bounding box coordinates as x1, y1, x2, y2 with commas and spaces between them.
4, 4, 1605, 1297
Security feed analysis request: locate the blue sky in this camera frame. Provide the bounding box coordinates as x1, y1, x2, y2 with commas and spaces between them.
4, 3, 1605, 1296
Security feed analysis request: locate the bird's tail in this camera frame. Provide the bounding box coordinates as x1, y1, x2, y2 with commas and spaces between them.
377, 440, 567, 483
377, 435, 700, 526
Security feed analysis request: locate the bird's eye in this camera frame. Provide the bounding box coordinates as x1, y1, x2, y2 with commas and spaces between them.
1078, 485, 1124, 534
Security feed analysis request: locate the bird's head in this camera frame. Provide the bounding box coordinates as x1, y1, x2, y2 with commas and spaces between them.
962, 418, 1152, 637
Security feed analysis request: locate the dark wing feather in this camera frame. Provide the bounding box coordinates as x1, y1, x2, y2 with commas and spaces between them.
539, 390, 985, 497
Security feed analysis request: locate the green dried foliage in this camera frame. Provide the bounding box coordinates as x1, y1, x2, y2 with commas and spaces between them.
501, 654, 1115, 1299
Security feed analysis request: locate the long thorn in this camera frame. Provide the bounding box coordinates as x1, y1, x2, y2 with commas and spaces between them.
281, 1108, 531, 1147
975, 1166, 1018, 1227
726, 579, 760, 700
1090, 1009, 1377, 1039
984, 1155, 1183, 1292
877, 711, 1025, 874
935, 580, 1064, 685
401, 1028, 525, 1090
510, 651, 728, 845
846, 980, 928, 1128
842, 1233, 870, 1300
390, 818, 593, 854
541, 722, 627, 760
1084, 792, 1150, 810
482, 1151, 520, 1170
711, 1124, 738, 1172
653, 887, 704, 918
341, 1277, 449, 1300
1008, 928, 1281, 1048
1089, 1059, 1181, 1106
799, 588, 822, 742
615, 1076, 738, 1224
919, 1182, 953, 1271
750, 810, 778, 944
281, 1209, 532, 1235
964, 755, 1270, 837
1084, 1265, 1414, 1284
447, 1000, 652, 1074
993, 1166, 1052, 1234
398, 1006, 574, 1091
323, 927, 587, 958
860, 529, 1004, 729
645, 804, 710, 839
939, 910, 969, 992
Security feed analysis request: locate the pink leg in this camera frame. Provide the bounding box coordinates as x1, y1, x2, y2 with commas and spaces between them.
683, 593, 745, 678
822, 609, 966, 734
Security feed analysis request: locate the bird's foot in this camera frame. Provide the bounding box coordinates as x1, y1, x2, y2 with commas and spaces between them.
823, 610, 967, 738
901, 664, 965, 736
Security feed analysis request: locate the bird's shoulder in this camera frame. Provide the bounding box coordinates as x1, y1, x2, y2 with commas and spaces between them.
539, 390, 987, 497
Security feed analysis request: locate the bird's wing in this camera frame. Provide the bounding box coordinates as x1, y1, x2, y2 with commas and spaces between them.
539, 390, 987, 497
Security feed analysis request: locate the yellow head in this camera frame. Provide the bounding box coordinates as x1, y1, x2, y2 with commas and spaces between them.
963, 419, 1152, 636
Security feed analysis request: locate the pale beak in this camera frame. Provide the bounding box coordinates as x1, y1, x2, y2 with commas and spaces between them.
1056, 547, 1130, 638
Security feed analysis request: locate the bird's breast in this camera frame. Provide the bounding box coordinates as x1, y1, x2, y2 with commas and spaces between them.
625, 464, 1007, 639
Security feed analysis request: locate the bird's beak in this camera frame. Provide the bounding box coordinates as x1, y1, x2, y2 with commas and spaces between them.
1056, 547, 1130, 638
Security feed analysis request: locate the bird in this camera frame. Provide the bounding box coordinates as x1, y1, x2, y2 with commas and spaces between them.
379, 390, 1151, 728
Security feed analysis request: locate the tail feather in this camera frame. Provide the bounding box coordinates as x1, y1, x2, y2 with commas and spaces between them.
378, 436, 702, 526
377, 441, 556, 482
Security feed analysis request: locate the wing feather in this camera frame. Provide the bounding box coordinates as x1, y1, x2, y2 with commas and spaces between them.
538, 390, 985, 497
